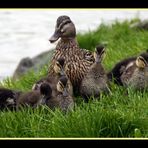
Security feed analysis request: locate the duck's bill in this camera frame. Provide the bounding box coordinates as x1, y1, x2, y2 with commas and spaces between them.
63, 88, 68, 97
49, 29, 61, 43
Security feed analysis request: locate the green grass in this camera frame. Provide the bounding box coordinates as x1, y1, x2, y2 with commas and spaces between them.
1, 19, 148, 138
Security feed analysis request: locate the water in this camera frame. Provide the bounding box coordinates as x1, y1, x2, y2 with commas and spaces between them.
0, 9, 148, 80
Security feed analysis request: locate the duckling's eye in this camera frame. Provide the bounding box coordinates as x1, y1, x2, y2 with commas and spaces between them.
61, 29, 65, 33
85, 52, 90, 55
56, 63, 61, 68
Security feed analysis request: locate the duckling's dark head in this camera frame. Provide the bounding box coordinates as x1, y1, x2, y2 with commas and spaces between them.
94, 44, 106, 63
54, 57, 65, 75
49, 15, 76, 43
57, 76, 69, 97
40, 82, 52, 96
59, 76, 68, 87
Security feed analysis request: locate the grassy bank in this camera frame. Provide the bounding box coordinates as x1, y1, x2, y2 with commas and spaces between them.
1, 19, 148, 138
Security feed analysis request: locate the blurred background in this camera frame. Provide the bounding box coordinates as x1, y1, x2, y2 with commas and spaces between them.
0, 9, 148, 80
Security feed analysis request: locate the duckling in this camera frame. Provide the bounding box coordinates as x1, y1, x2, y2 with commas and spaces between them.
32, 57, 73, 97
80, 45, 110, 102
48, 15, 95, 94
107, 50, 148, 85
46, 75, 74, 112
16, 82, 52, 110
121, 56, 148, 90
39, 82, 53, 105
0, 88, 21, 110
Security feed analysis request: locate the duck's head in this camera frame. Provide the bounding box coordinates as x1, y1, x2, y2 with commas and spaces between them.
136, 56, 148, 72
54, 57, 65, 75
49, 15, 76, 43
94, 44, 106, 63
40, 82, 52, 104
40, 82, 52, 96
57, 76, 69, 97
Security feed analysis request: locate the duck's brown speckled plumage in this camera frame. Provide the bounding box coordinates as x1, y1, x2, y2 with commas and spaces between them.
48, 16, 94, 92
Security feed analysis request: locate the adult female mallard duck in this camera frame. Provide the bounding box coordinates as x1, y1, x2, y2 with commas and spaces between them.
48, 15, 95, 94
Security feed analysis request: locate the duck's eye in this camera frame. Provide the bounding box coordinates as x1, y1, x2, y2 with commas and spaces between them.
56, 63, 61, 68
85, 52, 93, 59
86, 52, 91, 55
61, 29, 65, 33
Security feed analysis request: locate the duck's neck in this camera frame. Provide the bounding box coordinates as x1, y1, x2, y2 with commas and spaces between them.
56, 37, 79, 50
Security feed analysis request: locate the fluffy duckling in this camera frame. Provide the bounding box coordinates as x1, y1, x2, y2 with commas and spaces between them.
38, 82, 52, 105
46, 76, 74, 112
32, 57, 73, 97
80, 45, 110, 102
16, 82, 52, 110
121, 56, 148, 90
0, 88, 21, 110
107, 50, 148, 85
48, 15, 95, 94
